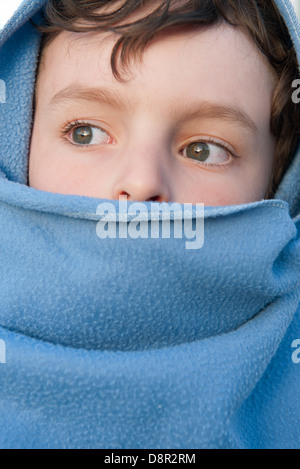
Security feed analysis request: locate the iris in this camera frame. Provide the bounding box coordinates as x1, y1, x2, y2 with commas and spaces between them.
186, 142, 210, 162
73, 126, 93, 145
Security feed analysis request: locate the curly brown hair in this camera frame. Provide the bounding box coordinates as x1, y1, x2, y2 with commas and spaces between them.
36, 0, 300, 198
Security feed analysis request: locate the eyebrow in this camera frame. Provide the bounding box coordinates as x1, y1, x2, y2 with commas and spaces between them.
50, 85, 258, 134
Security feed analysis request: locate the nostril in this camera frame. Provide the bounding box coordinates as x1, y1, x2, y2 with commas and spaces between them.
147, 196, 160, 202
119, 191, 129, 199
116, 191, 168, 203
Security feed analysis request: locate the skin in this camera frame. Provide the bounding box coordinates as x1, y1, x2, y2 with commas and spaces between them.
29, 23, 277, 206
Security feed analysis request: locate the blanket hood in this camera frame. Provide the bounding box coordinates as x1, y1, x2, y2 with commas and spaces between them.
0, 0, 299, 450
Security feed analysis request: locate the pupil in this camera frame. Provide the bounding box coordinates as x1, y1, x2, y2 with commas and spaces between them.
187, 142, 210, 162
73, 126, 93, 145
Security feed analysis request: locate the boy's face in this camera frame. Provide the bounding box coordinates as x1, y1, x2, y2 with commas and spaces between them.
29, 23, 276, 206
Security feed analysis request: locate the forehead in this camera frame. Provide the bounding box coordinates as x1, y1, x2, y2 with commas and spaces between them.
37, 23, 275, 121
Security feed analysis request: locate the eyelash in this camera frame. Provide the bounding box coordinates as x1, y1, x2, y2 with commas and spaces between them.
60, 120, 241, 167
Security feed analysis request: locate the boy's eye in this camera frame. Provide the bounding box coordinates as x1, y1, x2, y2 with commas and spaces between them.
68, 125, 111, 146
183, 141, 230, 164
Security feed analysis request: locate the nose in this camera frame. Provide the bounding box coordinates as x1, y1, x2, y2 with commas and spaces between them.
111, 142, 172, 203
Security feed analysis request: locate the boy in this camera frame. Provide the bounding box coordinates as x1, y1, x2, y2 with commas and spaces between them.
29, 0, 300, 206
0, 0, 299, 450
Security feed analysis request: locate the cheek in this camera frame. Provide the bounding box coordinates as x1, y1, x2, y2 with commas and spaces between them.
28, 134, 66, 192
179, 165, 271, 207
28, 155, 58, 191
28, 134, 43, 189
28, 117, 66, 191
242, 155, 275, 202
202, 184, 245, 206
175, 170, 244, 206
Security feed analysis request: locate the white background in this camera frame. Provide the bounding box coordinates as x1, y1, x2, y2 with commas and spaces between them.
0, 0, 24, 29
0, 0, 299, 30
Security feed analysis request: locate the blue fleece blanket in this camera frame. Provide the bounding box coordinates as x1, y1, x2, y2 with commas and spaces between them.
0, 0, 299, 449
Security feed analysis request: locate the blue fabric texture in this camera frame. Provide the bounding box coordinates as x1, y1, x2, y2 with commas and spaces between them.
0, 0, 299, 449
